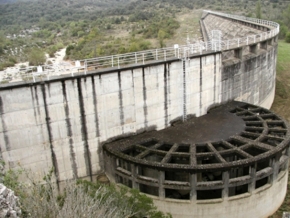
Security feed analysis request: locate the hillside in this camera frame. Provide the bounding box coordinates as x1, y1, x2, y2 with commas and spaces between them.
0, 0, 290, 70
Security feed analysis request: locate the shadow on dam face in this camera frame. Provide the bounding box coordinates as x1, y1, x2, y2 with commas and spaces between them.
103, 101, 290, 201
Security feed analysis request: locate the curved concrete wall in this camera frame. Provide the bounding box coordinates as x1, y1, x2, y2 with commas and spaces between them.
0, 14, 278, 185
152, 170, 288, 218
223, 45, 277, 107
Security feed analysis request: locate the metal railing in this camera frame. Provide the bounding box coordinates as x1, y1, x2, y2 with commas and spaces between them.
0, 10, 279, 84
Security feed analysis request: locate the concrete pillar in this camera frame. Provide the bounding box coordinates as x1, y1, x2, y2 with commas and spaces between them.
270, 155, 280, 184
222, 171, 229, 198
104, 152, 117, 182
268, 38, 273, 46
131, 164, 139, 189
250, 44, 258, 54
260, 41, 268, 50
190, 174, 197, 202
234, 48, 243, 59
159, 171, 165, 199
248, 164, 256, 193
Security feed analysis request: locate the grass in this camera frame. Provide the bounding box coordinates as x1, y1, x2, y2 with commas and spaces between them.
271, 41, 290, 122
270, 40, 290, 218
165, 9, 203, 46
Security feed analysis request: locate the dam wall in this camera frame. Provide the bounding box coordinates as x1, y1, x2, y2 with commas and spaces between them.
0, 11, 279, 184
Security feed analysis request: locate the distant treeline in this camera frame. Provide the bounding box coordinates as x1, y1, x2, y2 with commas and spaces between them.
0, 0, 290, 70
0, 0, 203, 29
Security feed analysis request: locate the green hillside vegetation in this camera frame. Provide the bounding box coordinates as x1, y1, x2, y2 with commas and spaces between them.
1, 0, 290, 70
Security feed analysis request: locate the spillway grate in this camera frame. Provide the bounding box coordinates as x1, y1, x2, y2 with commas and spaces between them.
104, 101, 290, 172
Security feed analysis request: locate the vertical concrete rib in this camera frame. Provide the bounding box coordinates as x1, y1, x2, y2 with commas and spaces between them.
183, 59, 187, 121
40, 84, 60, 189
271, 155, 280, 184
142, 68, 148, 128
61, 81, 78, 179
0, 96, 10, 152
77, 78, 93, 181
91, 76, 100, 137
29, 87, 38, 123
222, 171, 229, 199
158, 171, 165, 199
214, 55, 217, 103
131, 164, 139, 189
190, 144, 197, 202
190, 174, 197, 202
167, 64, 171, 121
164, 63, 168, 127
33, 86, 41, 115
248, 163, 256, 193
118, 72, 125, 131
199, 57, 203, 114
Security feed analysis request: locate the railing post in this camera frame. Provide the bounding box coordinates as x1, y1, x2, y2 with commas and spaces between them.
112, 56, 114, 67
246, 37, 249, 45
156, 49, 158, 60
142, 53, 145, 65
199, 43, 202, 54
164, 50, 166, 61
135, 52, 137, 64
118, 56, 120, 69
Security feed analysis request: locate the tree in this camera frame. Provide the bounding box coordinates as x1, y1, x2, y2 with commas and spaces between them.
283, 4, 290, 29
158, 29, 166, 48
28, 48, 46, 66
0, 31, 7, 55
279, 23, 288, 39
285, 31, 290, 43
255, 0, 262, 19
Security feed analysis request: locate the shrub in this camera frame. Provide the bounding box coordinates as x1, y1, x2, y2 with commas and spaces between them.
28, 48, 46, 66
279, 24, 288, 39
1, 166, 171, 218
285, 31, 290, 43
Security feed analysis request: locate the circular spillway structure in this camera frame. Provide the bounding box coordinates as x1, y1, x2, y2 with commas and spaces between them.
104, 101, 290, 218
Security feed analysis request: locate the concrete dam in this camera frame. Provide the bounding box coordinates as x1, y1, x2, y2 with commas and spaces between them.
0, 10, 288, 218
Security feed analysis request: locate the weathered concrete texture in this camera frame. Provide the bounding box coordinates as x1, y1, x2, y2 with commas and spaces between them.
0, 46, 276, 183
202, 13, 265, 41
222, 45, 277, 106
153, 170, 288, 218
0, 52, 221, 182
